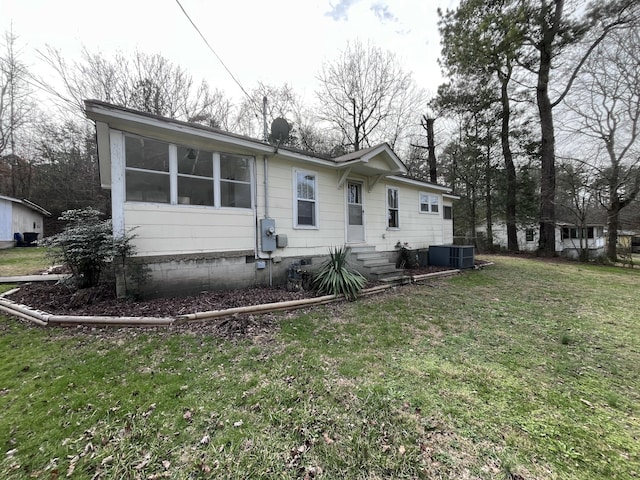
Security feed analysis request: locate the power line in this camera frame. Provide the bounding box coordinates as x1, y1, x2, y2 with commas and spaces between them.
174, 0, 259, 112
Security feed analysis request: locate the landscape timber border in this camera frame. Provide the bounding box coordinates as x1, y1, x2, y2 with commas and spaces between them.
0, 268, 480, 328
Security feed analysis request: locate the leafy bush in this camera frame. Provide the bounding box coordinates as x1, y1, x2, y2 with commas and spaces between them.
312, 246, 366, 301
43, 208, 136, 289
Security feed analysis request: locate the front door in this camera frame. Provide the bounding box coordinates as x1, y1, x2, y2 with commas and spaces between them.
347, 181, 365, 243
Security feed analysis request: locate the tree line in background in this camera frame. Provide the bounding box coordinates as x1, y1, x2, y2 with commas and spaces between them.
436, 0, 640, 260
1, 0, 639, 261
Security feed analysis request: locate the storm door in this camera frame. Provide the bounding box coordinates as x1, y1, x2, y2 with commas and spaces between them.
347, 181, 365, 243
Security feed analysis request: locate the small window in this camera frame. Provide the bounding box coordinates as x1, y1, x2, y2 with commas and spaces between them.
295, 171, 318, 227
387, 187, 399, 228
419, 192, 439, 213
443, 206, 453, 220
525, 228, 535, 242
220, 154, 252, 208
177, 147, 214, 206
125, 136, 170, 203
430, 196, 439, 213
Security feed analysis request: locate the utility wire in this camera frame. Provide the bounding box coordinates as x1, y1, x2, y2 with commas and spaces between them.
174, 0, 260, 113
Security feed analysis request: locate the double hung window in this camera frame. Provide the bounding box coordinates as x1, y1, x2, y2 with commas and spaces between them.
419, 193, 439, 213
387, 187, 399, 228
295, 171, 318, 228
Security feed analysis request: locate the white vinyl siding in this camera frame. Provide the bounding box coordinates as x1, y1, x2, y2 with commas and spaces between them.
124, 203, 255, 256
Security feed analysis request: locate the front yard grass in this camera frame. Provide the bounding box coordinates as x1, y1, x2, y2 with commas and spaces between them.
0, 256, 638, 479
0, 247, 50, 277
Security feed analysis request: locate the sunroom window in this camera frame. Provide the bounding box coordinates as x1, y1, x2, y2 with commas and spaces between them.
177, 147, 214, 206
221, 154, 252, 208
125, 136, 170, 203
124, 134, 253, 209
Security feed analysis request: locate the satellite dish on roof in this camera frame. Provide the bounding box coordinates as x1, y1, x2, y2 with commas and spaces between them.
270, 118, 291, 144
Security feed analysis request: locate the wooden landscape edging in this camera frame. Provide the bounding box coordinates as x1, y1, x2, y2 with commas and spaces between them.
0, 269, 464, 328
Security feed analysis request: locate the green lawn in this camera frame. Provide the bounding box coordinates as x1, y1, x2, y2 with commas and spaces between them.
0, 247, 51, 276
0, 256, 638, 479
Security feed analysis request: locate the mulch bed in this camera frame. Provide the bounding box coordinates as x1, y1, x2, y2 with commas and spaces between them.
6, 283, 318, 318
3, 264, 464, 340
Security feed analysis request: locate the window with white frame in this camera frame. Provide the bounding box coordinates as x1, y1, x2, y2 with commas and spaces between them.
443, 205, 453, 220
387, 187, 399, 228
295, 170, 318, 227
125, 136, 171, 203
419, 192, 440, 213
124, 134, 253, 209
525, 228, 535, 242
177, 146, 214, 206
220, 153, 252, 208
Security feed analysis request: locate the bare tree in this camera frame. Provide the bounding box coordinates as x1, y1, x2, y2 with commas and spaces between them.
232, 82, 299, 139
0, 28, 36, 196
316, 40, 426, 152
562, 26, 640, 261
39, 47, 233, 126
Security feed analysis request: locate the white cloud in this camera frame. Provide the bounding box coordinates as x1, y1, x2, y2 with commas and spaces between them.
325, 0, 362, 21
370, 3, 398, 23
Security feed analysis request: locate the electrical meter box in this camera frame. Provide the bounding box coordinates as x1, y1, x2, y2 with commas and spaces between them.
260, 218, 276, 252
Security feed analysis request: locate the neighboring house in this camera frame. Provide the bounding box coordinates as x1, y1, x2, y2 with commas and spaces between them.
477, 220, 606, 259
84, 100, 457, 297
0, 195, 51, 249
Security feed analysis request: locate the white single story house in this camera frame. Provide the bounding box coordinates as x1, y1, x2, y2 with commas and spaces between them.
85, 100, 457, 297
0, 195, 51, 249
477, 221, 606, 259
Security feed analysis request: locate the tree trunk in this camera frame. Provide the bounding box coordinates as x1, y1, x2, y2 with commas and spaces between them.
485, 150, 493, 252
537, 1, 562, 256
426, 117, 437, 183
500, 75, 518, 252
607, 205, 619, 262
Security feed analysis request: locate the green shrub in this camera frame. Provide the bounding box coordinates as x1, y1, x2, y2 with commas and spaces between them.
43, 208, 136, 289
312, 246, 367, 301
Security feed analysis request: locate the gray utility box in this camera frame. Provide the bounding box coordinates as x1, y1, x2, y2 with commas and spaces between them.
260, 218, 276, 252
428, 245, 475, 269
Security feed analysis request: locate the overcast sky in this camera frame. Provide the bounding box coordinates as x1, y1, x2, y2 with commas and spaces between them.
2, 0, 459, 107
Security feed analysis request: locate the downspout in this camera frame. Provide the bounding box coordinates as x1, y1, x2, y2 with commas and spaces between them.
254, 155, 270, 261
265, 154, 273, 286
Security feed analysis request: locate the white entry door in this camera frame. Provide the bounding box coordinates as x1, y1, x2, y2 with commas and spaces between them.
347, 181, 365, 243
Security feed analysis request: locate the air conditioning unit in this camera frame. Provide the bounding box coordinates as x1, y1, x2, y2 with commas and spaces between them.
428, 245, 475, 269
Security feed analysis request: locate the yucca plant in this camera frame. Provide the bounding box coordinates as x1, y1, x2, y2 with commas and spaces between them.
312, 246, 367, 301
